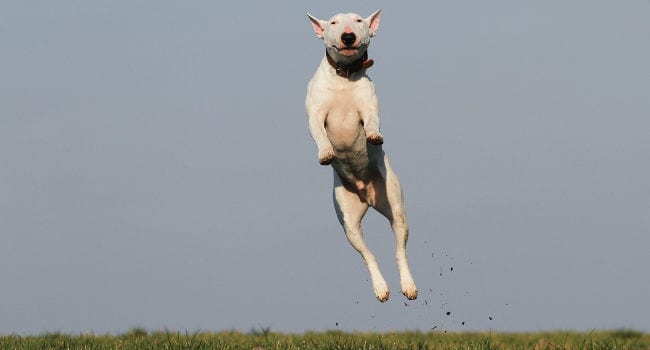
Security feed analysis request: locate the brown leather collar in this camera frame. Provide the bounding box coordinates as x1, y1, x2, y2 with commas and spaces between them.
326, 49, 374, 78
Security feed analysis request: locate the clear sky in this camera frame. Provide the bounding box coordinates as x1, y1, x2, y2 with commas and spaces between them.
1, 1, 649, 335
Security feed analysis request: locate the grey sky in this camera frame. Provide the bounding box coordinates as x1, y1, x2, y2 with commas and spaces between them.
1, 1, 649, 334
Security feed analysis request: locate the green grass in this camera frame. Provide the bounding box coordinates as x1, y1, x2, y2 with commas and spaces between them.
1, 329, 648, 350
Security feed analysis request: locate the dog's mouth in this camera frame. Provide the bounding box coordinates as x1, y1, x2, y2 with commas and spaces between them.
333, 45, 360, 56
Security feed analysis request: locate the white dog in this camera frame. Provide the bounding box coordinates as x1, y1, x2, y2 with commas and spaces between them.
305, 10, 418, 302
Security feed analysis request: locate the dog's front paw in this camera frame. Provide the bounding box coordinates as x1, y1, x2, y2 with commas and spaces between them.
366, 132, 384, 145
318, 148, 335, 165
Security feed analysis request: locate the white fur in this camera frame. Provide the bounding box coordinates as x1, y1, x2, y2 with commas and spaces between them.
305, 11, 418, 302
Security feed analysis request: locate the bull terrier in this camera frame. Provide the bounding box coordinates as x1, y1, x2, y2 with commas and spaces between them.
305, 10, 418, 302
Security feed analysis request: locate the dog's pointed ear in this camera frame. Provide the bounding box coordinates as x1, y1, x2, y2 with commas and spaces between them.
365, 9, 381, 37
307, 13, 326, 39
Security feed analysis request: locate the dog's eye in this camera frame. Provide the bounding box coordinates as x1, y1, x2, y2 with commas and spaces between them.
330, 21, 337, 25
356, 19, 363, 23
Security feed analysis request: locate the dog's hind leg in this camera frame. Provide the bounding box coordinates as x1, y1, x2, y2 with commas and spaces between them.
370, 156, 418, 300
333, 173, 390, 302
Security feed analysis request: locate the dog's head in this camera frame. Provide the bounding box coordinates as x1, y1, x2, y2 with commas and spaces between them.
307, 10, 381, 64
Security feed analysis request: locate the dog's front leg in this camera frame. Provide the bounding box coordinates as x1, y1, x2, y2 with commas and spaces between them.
360, 102, 383, 145
307, 109, 335, 165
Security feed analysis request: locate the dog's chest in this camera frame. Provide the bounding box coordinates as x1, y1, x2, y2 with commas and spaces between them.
317, 82, 373, 150
322, 82, 377, 182
324, 88, 363, 144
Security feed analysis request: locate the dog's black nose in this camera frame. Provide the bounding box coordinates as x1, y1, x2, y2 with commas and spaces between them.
341, 32, 356, 46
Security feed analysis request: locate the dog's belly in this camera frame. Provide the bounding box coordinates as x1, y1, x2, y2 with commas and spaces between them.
331, 145, 384, 204
326, 112, 378, 188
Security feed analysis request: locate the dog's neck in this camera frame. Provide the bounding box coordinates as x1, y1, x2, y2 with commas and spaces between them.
325, 50, 374, 78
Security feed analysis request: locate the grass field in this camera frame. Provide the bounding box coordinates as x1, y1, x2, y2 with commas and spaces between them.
1, 329, 648, 350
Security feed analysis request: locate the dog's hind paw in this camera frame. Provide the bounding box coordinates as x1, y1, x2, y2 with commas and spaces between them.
402, 287, 418, 300
374, 286, 390, 303
366, 132, 384, 145
401, 280, 418, 300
